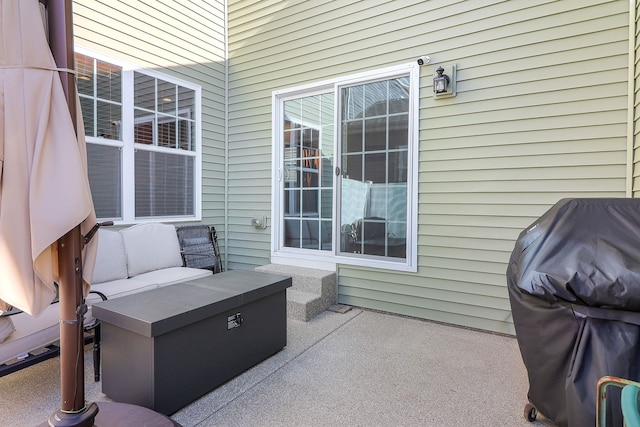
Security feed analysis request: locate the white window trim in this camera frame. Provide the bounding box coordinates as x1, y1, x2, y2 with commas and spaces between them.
271, 63, 419, 272
76, 46, 202, 225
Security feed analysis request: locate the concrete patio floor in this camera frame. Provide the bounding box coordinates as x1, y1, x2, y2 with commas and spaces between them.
0, 308, 554, 426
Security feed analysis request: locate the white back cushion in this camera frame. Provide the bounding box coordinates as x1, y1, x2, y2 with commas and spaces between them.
91, 229, 128, 284
0, 316, 15, 343
120, 223, 183, 277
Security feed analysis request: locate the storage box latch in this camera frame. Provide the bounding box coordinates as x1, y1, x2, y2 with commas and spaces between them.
227, 313, 243, 330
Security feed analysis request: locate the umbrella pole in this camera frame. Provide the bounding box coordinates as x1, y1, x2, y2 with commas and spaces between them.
46, 1, 98, 426
49, 229, 98, 427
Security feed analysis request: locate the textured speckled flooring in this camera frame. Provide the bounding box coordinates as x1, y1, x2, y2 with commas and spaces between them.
0, 309, 551, 427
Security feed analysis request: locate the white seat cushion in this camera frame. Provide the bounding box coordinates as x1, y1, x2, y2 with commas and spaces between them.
120, 223, 183, 277
89, 277, 159, 301
88, 268, 210, 302
0, 305, 59, 365
134, 266, 212, 287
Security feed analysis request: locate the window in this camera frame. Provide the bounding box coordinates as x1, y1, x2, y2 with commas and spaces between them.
282, 94, 334, 251
273, 64, 418, 271
75, 51, 201, 223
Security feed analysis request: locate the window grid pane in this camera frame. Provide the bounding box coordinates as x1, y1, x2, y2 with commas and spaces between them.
340, 76, 409, 259
134, 72, 155, 110
282, 94, 334, 251
134, 73, 195, 151
135, 149, 194, 218
96, 60, 121, 102
79, 96, 95, 138
76, 53, 94, 97
87, 143, 122, 220
75, 53, 122, 140
96, 101, 122, 140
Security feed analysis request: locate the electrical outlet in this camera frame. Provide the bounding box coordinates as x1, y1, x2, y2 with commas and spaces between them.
251, 217, 267, 229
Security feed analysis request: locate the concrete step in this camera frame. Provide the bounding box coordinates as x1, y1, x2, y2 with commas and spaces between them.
286, 289, 323, 322
255, 264, 336, 322
256, 264, 334, 295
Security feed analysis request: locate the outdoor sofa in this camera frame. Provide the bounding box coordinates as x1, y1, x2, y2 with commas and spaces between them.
0, 222, 218, 379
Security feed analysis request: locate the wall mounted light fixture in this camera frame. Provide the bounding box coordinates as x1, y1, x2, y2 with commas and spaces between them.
433, 66, 449, 94
433, 64, 456, 99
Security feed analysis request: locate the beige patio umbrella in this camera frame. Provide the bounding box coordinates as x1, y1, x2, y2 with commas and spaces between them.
0, 0, 97, 316
0, 0, 99, 424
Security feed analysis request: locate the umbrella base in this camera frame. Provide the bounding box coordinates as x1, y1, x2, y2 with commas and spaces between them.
40, 402, 181, 427
44, 402, 99, 427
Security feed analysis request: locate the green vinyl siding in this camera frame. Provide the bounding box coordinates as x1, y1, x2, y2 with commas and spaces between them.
634, 0, 640, 196
73, 0, 227, 251
228, 0, 630, 334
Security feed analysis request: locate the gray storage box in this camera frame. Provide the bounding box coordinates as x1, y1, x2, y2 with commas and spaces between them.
93, 270, 292, 415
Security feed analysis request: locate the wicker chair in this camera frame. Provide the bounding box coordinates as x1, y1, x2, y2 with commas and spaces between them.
175, 225, 223, 273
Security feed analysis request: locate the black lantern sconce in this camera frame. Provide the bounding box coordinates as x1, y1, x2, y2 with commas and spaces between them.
433, 66, 449, 94
432, 64, 456, 99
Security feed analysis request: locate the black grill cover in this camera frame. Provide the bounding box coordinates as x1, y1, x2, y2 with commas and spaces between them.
507, 198, 640, 427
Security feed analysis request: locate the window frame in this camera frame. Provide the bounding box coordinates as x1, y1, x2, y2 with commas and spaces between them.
272, 63, 419, 272
76, 46, 202, 224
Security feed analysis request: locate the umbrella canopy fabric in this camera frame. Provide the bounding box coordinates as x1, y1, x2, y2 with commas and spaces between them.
0, 0, 97, 316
